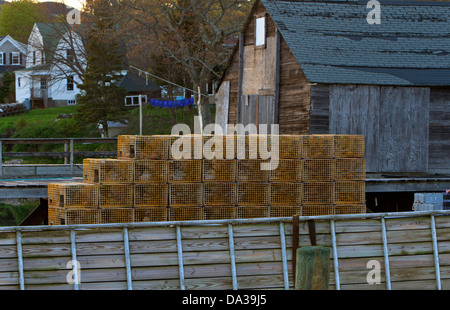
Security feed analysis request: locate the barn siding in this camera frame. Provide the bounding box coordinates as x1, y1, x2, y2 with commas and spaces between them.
315, 85, 431, 173
429, 88, 450, 174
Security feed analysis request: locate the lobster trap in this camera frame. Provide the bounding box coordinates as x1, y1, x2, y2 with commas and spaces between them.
134, 207, 168, 223
83, 158, 134, 184
203, 183, 237, 206
237, 183, 270, 206
99, 184, 134, 208
168, 160, 203, 183
270, 159, 302, 182
48, 207, 65, 225
203, 159, 237, 182
100, 208, 134, 224
203, 206, 237, 220
235, 134, 271, 160
65, 208, 101, 225
278, 135, 303, 159
334, 135, 365, 158
269, 206, 302, 218
236, 206, 270, 219
302, 135, 334, 159
236, 159, 270, 182
301, 206, 335, 217
270, 182, 302, 206
169, 183, 203, 206
134, 160, 168, 184
118, 135, 170, 160
334, 204, 366, 215
303, 182, 335, 206
48, 182, 98, 209
334, 181, 365, 205
302, 159, 336, 182
169, 134, 203, 160
134, 184, 169, 207
202, 134, 232, 160
335, 158, 366, 181
168, 206, 204, 221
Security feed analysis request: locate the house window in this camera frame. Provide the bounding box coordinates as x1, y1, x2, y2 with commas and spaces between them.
67, 76, 75, 91
0, 53, 4, 65
11, 52, 20, 65
255, 16, 266, 47
17, 77, 21, 87
125, 95, 147, 106
67, 49, 75, 62
33, 51, 36, 65
67, 99, 77, 106
40, 78, 47, 90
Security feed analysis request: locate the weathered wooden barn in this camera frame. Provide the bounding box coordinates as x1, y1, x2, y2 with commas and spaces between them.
215, 0, 450, 174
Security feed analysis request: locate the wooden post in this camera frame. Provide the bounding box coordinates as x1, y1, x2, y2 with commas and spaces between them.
295, 246, 331, 290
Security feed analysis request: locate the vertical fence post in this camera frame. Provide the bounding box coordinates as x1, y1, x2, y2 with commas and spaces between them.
380, 216, 392, 290
228, 224, 238, 290
123, 227, 133, 290
70, 229, 79, 290
279, 222, 289, 290
330, 219, 340, 290
0, 140, 3, 177
176, 225, 185, 290
64, 141, 69, 165
430, 214, 441, 290
16, 230, 25, 290
70, 139, 74, 175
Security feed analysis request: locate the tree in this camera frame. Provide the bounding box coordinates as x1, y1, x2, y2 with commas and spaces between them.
75, 0, 127, 137
0, 71, 15, 104
0, 0, 50, 43
119, 0, 252, 127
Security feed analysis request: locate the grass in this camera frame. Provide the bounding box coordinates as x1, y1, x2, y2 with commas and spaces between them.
0, 106, 79, 136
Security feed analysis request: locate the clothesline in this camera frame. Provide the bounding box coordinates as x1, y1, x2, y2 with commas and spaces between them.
149, 97, 195, 108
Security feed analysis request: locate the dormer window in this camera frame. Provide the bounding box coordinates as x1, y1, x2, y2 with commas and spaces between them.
255, 16, 266, 47
11, 52, 20, 65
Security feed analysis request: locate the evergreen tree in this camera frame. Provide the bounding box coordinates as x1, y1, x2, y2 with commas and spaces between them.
0, 71, 15, 104
75, 0, 127, 137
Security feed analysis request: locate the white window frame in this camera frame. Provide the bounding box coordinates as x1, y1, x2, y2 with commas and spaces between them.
11, 52, 20, 65
125, 95, 147, 106
255, 16, 266, 47
67, 99, 77, 106
40, 78, 47, 90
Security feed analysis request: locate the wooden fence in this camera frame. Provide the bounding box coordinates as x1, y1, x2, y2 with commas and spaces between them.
0, 210, 449, 290
0, 138, 117, 176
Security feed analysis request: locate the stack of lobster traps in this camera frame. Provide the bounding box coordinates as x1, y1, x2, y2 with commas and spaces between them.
47, 134, 366, 225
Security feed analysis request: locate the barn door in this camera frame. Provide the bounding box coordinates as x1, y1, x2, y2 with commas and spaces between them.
239, 94, 276, 134
330, 85, 430, 173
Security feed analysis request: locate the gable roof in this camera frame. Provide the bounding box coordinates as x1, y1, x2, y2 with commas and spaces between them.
220, 0, 450, 87
33, 22, 68, 61
262, 0, 450, 86
0, 35, 27, 53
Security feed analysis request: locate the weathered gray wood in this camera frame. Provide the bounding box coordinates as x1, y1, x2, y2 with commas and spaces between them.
309, 84, 330, 135
378, 87, 429, 173
215, 80, 230, 134
428, 88, 450, 174
237, 32, 245, 125
295, 246, 330, 290
329, 85, 380, 171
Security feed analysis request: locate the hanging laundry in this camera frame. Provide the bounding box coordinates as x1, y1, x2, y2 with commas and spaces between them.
150, 97, 194, 108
